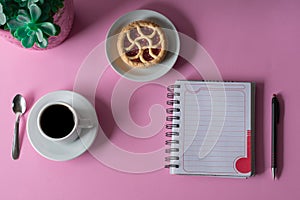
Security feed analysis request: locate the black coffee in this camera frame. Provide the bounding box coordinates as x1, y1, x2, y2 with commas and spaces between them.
40, 104, 75, 139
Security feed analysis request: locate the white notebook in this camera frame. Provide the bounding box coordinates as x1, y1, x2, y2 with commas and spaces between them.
165, 81, 255, 178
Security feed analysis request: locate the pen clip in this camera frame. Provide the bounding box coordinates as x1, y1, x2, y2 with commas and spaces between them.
273, 95, 280, 124
276, 100, 280, 124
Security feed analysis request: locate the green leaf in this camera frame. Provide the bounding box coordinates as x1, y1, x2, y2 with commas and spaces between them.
27, 30, 34, 36
38, 22, 58, 36
21, 35, 36, 48
0, 3, 6, 25
29, 4, 41, 22
0, 13, 6, 25
36, 37, 48, 48
28, 0, 40, 6
35, 28, 43, 42
18, 10, 28, 17
16, 9, 30, 23
16, 14, 30, 23
7, 19, 26, 31
14, 26, 29, 39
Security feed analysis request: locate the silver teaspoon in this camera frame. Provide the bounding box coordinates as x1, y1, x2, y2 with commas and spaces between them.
12, 94, 26, 160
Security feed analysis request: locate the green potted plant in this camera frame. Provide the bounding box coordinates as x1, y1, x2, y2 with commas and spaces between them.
0, 0, 74, 49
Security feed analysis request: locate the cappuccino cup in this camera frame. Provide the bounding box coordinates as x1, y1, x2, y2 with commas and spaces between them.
37, 102, 93, 143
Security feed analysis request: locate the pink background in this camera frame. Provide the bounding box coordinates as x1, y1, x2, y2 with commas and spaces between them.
1, 0, 300, 199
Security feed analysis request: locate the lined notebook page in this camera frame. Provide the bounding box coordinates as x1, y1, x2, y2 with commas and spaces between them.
170, 81, 253, 177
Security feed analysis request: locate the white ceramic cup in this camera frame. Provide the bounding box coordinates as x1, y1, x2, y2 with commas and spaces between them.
37, 102, 93, 143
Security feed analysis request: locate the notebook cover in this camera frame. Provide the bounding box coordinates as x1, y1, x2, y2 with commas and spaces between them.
166, 81, 255, 178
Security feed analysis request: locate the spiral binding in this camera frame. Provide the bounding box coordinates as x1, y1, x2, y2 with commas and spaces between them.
165, 85, 180, 168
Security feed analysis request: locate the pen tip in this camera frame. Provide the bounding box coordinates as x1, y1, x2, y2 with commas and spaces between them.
272, 168, 276, 180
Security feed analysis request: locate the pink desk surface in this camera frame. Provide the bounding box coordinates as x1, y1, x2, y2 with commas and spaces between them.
1, 0, 300, 199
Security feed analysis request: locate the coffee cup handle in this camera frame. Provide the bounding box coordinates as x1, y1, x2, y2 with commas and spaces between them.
78, 118, 93, 129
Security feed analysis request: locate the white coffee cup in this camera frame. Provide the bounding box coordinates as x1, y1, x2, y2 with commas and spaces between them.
37, 102, 93, 143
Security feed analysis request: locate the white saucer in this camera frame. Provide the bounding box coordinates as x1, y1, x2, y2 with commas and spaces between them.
27, 90, 99, 161
106, 9, 180, 82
